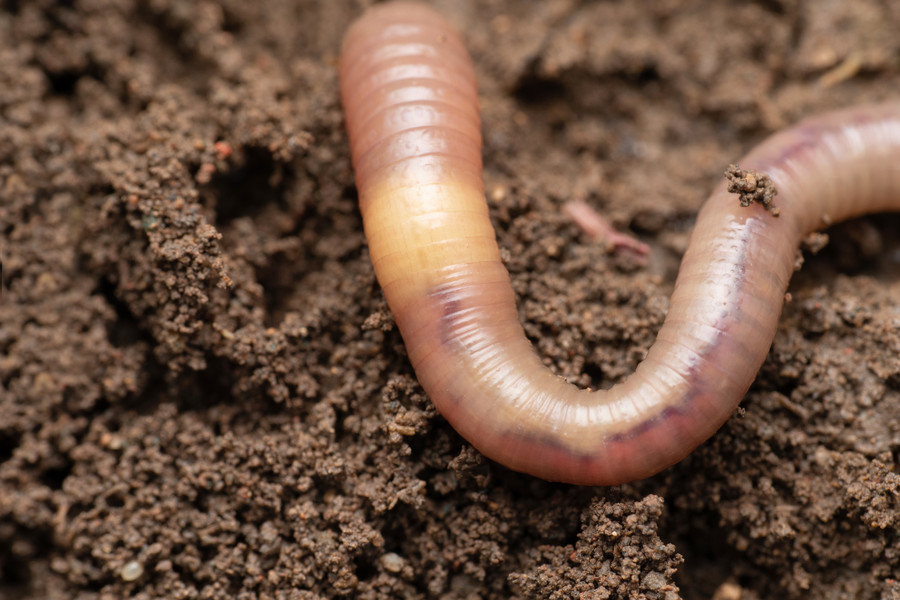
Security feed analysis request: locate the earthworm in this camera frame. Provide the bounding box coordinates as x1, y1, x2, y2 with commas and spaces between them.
564, 198, 651, 258
339, 1, 900, 485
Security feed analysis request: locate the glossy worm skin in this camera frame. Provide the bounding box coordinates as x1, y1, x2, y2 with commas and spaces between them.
340, 2, 900, 485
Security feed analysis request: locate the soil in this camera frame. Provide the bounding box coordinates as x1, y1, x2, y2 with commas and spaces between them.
1, 0, 899, 599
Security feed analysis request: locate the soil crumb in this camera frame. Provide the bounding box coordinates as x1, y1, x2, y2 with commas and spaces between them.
725, 164, 779, 216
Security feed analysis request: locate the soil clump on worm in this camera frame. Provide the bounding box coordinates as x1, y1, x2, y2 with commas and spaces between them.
724, 164, 779, 216
1, 1, 898, 599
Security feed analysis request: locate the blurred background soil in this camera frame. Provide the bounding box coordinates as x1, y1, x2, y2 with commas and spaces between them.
1, 0, 899, 598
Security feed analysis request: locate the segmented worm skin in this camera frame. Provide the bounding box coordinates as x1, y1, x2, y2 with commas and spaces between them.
340, 2, 900, 485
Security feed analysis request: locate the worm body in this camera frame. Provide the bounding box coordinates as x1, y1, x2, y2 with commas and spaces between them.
340, 2, 900, 485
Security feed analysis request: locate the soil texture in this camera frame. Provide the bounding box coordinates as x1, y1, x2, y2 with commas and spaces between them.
2, 0, 899, 598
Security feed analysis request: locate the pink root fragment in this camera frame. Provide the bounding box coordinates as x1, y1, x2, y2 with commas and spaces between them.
564, 199, 651, 259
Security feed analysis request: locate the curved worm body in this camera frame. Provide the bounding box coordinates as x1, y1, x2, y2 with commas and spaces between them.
340, 2, 900, 485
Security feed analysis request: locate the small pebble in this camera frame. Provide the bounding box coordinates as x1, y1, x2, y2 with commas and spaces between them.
380, 552, 404, 573
121, 560, 144, 581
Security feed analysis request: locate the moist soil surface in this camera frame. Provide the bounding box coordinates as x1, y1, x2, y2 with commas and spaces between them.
2, 1, 899, 599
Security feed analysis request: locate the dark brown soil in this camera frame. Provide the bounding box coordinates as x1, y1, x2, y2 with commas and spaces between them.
2, 1, 899, 598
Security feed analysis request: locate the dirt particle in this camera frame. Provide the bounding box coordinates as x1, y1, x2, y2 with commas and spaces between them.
725, 164, 780, 216
120, 561, 144, 582
380, 552, 405, 573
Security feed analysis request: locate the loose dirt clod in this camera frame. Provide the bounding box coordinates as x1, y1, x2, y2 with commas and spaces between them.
725, 164, 780, 216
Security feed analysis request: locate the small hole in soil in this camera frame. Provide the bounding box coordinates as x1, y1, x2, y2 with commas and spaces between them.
95, 277, 145, 349
0, 431, 19, 464
46, 70, 80, 96
353, 555, 379, 582
39, 463, 72, 491
105, 490, 127, 508
203, 146, 295, 225
514, 75, 566, 105
0, 547, 31, 589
